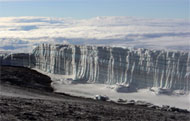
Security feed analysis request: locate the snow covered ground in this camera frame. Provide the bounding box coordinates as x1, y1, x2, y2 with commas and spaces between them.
34, 68, 190, 110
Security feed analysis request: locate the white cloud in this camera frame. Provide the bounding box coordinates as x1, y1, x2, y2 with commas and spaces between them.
0, 16, 189, 52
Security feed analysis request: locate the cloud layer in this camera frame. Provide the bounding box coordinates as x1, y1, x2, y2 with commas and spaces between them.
0, 16, 189, 52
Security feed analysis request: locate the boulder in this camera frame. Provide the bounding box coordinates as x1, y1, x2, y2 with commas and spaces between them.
95, 95, 109, 101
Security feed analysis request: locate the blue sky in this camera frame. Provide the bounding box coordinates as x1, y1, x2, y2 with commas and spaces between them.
0, 0, 189, 19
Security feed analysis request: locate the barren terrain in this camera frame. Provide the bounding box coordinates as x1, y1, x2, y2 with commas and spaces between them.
0, 66, 189, 121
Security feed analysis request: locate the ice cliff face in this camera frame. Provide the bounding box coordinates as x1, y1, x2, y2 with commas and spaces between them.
1, 53, 35, 67
32, 44, 190, 91
1, 44, 190, 92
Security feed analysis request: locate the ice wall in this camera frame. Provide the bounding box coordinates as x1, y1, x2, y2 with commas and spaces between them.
32, 44, 190, 91
1, 53, 35, 67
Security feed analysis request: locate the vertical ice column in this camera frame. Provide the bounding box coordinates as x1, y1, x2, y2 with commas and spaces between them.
31, 44, 190, 91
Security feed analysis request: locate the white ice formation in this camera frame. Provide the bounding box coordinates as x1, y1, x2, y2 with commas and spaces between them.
1, 44, 190, 92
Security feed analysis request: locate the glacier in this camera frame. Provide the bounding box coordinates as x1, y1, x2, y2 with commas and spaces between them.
1, 44, 190, 93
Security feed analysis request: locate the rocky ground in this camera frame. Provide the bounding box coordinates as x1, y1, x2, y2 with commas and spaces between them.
0, 66, 190, 121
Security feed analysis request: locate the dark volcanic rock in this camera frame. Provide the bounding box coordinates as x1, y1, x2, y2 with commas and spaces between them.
0, 66, 190, 121
1, 96, 190, 121
0, 66, 53, 92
